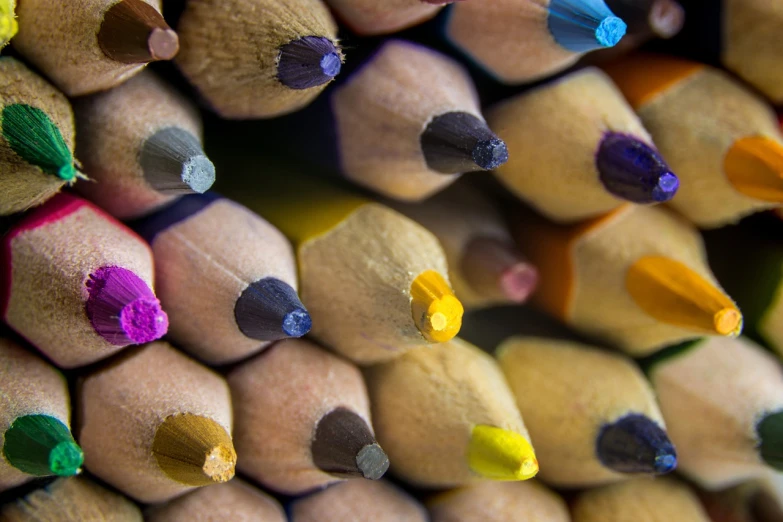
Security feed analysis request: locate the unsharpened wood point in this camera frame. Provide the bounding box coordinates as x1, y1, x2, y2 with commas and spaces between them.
234, 278, 312, 341
461, 237, 538, 303
311, 408, 390, 480
421, 112, 509, 173
3, 414, 83, 477
757, 410, 783, 471
467, 425, 538, 481
277, 36, 343, 90
152, 413, 236, 487
596, 132, 679, 204
410, 270, 463, 343
596, 414, 677, 474
140, 127, 216, 194
85, 266, 169, 345
98, 0, 179, 64
547, 0, 627, 52
626, 256, 743, 336
724, 136, 783, 203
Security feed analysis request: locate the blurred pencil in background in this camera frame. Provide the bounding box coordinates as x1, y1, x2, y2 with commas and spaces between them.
325, 0, 454, 35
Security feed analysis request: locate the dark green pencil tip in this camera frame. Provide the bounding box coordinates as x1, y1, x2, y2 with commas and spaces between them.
3, 414, 83, 477
757, 410, 783, 471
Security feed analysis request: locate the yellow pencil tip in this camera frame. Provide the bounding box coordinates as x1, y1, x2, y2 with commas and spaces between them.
467, 425, 538, 481
627, 256, 743, 336
725, 136, 783, 203
410, 270, 463, 343
0, 1, 17, 46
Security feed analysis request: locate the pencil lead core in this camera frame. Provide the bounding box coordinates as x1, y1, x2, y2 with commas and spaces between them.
0, 0, 17, 46
596, 414, 677, 474
468, 425, 538, 481
98, 0, 179, 64
234, 278, 312, 341
461, 237, 539, 303
140, 127, 215, 194
421, 112, 508, 174
596, 132, 679, 204
1, 104, 76, 181
85, 266, 169, 345
757, 410, 783, 471
277, 36, 343, 90
3, 415, 83, 477
626, 256, 743, 336
725, 136, 783, 203
649, 0, 685, 38
311, 408, 390, 480
410, 270, 463, 343
547, 0, 627, 52
153, 413, 236, 486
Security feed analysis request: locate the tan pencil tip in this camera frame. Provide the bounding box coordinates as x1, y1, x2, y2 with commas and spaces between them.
626, 256, 742, 336
152, 413, 236, 486
725, 136, 783, 203
98, 0, 179, 64
410, 270, 463, 343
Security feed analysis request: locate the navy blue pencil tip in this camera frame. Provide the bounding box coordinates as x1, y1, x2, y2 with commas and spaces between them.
283, 308, 312, 338
235, 278, 312, 341
277, 36, 342, 90
548, 0, 627, 52
596, 413, 677, 475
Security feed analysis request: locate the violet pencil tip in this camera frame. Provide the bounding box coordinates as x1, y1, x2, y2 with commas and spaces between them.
277, 36, 343, 90
119, 297, 169, 344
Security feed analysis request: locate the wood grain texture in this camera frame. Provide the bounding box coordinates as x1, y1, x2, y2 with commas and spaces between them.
325, 0, 444, 35
74, 71, 203, 219
12, 0, 165, 96
77, 342, 233, 503
0, 58, 75, 215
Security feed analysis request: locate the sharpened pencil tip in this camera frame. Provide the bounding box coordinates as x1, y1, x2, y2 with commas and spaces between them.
141, 127, 216, 195
468, 425, 538, 481
148, 28, 179, 61
421, 111, 507, 174
282, 308, 312, 338
547, 0, 626, 52
277, 36, 343, 90
596, 16, 626, 47
461, 237, 538, 304
357, 443, 390, 480
234, 278, 311, 341
49, 441, 84, 477
312, 408, 390, 480
758, 410, 783, 471
473, 138, 509, 170
725, 136, 783, 203
597, 133, 679, 204
499, 262, 539, 303
119, 297, 169, 344
98, 0, 178, 64
410, 270, 463, 343
596, 414, 677, 475
3, 415, 83, 477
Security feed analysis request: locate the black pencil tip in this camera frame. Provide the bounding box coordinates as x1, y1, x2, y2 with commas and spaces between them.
140, 127, 216, 194
234, 278, 312, 341
277, 36, 343, 90
421, 111, 508, 174
311, 408, 390, 480
596, 414, 677, 475
757, 410, 783, 471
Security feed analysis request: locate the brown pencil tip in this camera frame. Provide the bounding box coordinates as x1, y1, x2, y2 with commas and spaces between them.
725, 136, 783, 203
152, 413, 236, 486
460, 237, 538, 303
311, 408, 390, 480
98, 0, 179, 64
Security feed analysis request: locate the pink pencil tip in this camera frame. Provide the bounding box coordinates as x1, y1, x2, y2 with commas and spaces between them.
499, 263, 539, 303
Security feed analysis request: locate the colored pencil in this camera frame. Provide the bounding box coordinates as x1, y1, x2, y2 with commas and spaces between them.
389, 183, 538, 308
0, 0, 16, 48
486, 67, 678, 223
1, 194, 168, 369
644, 336, 783, 490
515, 204, 741, 356
146, 479, 286, 522
605, 0, 684, 38
326, 40, 507, 201
443, 0, 628, 84
290, 480, 428, 522
700, 479, 783, 522
228, 338, 389, 494
222, 173, 463, 365
78, 341, 236, 503
572, 478, 711, 522
12, 0, 178, 96
428, 480, 570, 522
0, 57, 79, 216
0, 338, 83, 491
73, 71, 215, 220
175, 0, 343, 119
0, 476, 143, 522
604, 54, 783, 229
365, 337, 537, 487
497, 336, 676, 487
128, 193, 310, 365
325, 0, 454, 35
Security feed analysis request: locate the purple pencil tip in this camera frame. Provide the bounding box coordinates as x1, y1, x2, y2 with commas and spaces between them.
596, 132, 679, 204
277, 36, 342, 90
85, 266, 169, 346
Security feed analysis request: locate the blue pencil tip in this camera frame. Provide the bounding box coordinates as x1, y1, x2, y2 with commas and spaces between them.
654, 452, 677, 474
283, 308, 312, 338
596, 413, 677, 475
595, 16, 626, 47
548, 0, 627, 52
320, 52, 342, 79
235, 278, 312, 341
277, 36, 342, 90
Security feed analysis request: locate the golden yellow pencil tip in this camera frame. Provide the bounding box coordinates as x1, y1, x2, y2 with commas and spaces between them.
725, 136, 783, 203
410, 270, 464, 343
467, 425, 538, 481
152, 413, 237, 487
627, 256, 743, 336
0, 0, 18, 46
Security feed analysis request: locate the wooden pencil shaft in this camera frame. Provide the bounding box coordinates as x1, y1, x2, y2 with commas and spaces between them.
98, 0, 179, 63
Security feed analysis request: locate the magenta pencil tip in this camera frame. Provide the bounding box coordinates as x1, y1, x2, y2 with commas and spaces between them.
85, 266, 168, 346
499, 263, 539, 303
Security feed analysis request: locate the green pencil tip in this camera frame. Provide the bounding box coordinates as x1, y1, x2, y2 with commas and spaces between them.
758, 410, 783, 471
3, 414, 83, 477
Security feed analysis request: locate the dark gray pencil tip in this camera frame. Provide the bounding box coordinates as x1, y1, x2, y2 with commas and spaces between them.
596, 414, 677, 475
234, 278, 312, 341
277, 36, 342, 90
140, 127, 216, 195
757, 410, 783, 471
596, 132, 679, 204
312, 408, 390, 480
421, 111, 508, 174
